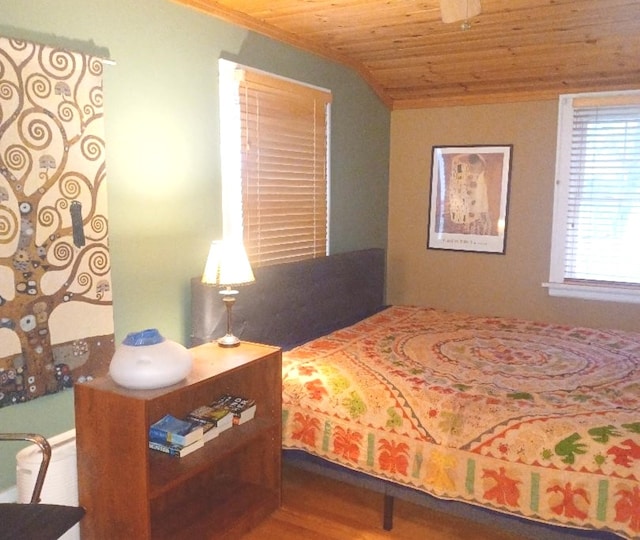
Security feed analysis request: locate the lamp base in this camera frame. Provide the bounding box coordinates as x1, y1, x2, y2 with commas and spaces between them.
217, 333, 240, 347
217, 288, 241, 347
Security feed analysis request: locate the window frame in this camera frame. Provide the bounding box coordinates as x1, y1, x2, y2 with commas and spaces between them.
545, 89, 640, 304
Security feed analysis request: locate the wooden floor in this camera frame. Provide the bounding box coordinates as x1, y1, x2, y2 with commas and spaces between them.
242, 463, 522, 539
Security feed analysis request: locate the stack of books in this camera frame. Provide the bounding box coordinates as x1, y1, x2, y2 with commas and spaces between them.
212, 393, 256, 425
148, 414, 205, 457
186, 402, 234, 440
148, 393, 256, 458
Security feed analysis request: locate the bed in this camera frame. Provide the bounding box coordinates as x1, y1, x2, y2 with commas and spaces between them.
191, 249, 640, 539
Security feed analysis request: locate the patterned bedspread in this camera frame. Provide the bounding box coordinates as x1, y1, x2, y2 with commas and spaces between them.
281, 306, 640, 538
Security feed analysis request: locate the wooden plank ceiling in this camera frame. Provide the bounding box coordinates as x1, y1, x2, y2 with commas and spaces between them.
172, 0, 640, 109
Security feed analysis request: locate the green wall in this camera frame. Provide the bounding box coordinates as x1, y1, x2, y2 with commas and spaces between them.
0, 0, 390, 491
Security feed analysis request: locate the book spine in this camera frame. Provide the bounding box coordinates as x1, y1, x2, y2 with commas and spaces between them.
187, 412, 229, 427
149, 428, 189, 447
149, 440, 180, 456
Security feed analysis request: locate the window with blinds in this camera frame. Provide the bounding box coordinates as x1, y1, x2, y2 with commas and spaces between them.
219, 60, 331, 268
547, 90, 640, 303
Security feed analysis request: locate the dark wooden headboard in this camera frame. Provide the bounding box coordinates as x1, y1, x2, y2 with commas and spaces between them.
190, 248, 386, 348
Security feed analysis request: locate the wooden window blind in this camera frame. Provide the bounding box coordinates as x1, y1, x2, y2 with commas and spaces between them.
237, 68, 331, 267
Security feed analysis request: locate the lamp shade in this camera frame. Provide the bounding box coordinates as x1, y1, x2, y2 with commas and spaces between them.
202, 240, 255, 287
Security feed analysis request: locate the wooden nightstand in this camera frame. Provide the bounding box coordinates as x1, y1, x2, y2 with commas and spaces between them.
74, 341, 282, 539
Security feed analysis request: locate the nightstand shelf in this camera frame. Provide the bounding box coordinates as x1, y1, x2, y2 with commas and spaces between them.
75, 341, 282, 539
152, 480, 274, 540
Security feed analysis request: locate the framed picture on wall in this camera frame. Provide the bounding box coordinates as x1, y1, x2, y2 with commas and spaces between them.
427, 145, 513, 254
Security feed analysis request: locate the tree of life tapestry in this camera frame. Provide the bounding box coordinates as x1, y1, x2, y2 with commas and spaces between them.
0, 37, 114, 407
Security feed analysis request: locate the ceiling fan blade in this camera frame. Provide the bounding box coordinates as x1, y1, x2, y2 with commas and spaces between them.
440, 0, 481, 23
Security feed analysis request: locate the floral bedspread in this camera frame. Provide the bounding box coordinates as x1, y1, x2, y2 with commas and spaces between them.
281, 306, 640, 538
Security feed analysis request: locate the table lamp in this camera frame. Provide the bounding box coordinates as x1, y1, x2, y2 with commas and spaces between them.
201, 240, 255, 347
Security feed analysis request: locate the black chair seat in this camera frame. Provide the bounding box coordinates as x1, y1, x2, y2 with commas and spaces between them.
0, 503, 85, 540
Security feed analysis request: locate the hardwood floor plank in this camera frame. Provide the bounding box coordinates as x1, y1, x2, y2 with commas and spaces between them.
242, 463, 522, 539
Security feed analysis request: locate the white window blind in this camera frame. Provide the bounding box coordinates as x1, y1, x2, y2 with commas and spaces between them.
547, 91, 640, 302
235, 67, 331, 267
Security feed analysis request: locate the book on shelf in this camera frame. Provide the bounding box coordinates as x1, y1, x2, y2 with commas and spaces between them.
148, 414, 204, 447
187, 403, 233, 438
212, 393, 257, 425
148, 437, 204, 458
186, 416, 219, 443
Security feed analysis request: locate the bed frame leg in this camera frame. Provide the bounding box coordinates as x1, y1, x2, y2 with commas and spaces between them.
383, 493, 394, 531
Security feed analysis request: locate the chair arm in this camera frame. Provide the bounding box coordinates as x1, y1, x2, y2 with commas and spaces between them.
0, 433, 51, 503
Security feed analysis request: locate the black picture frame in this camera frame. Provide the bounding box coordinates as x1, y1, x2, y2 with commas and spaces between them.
427, 144, 513, 254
